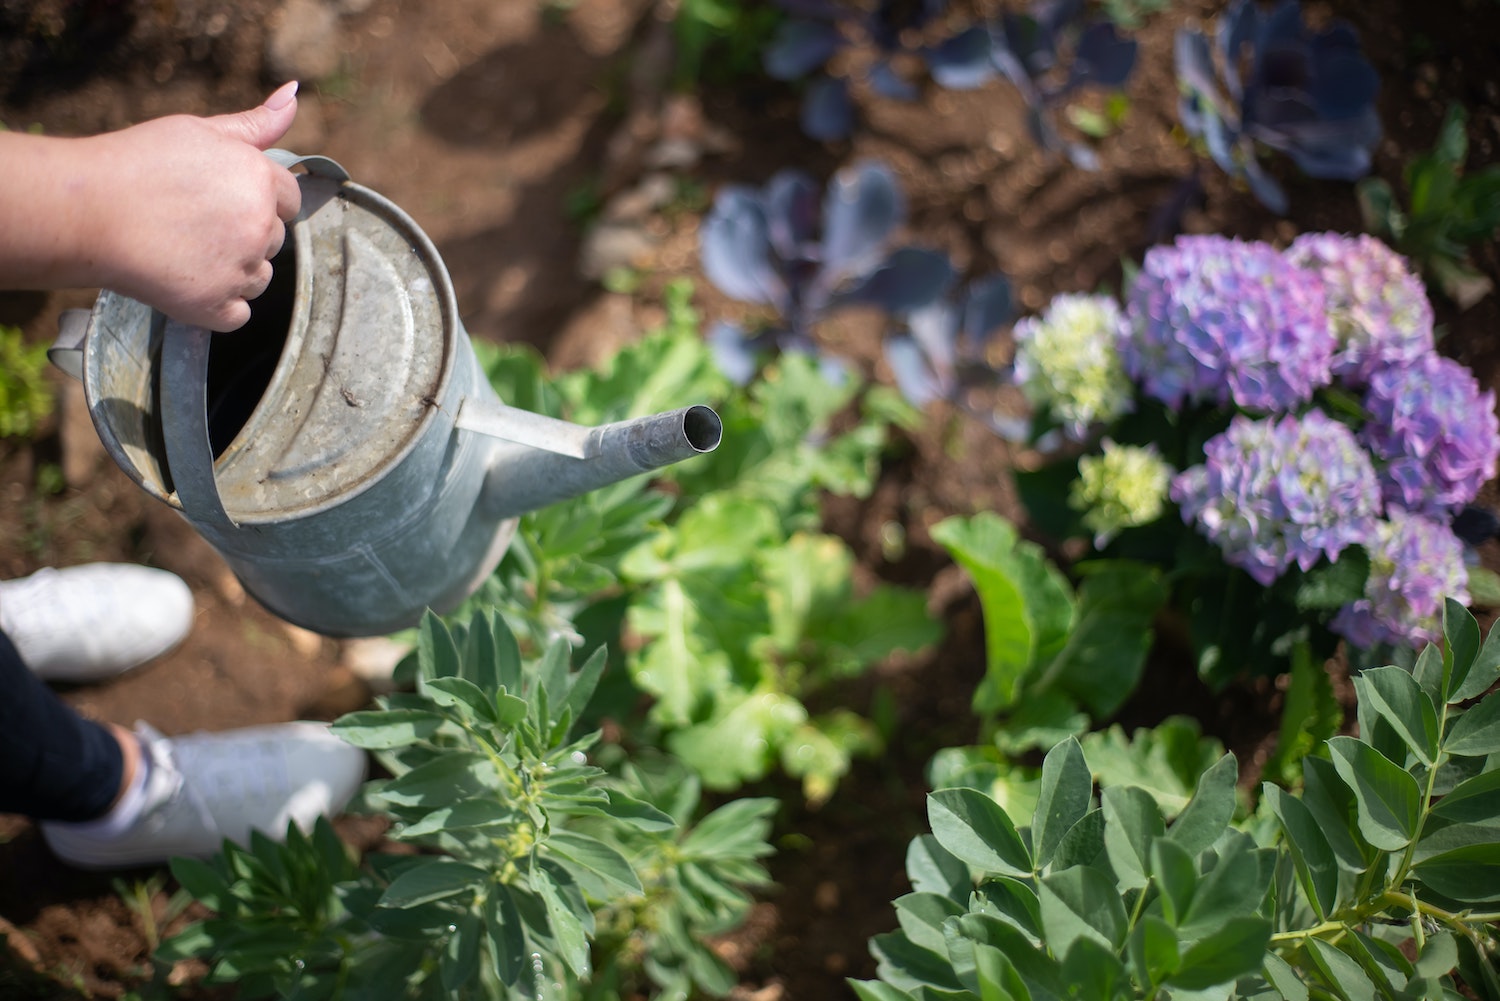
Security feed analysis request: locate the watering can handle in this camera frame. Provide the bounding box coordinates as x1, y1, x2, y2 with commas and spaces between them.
264, 149, 350, 182
158, 318, 238, 530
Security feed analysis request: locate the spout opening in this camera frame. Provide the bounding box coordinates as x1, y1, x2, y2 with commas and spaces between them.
683, 405, 722, 453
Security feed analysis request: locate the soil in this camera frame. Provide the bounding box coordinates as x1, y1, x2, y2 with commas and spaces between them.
0, 0, 1497, 998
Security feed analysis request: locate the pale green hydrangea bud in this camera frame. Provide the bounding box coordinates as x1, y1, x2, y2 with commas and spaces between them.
1013, 293, 1133, 440
1069, 441, 1173, 546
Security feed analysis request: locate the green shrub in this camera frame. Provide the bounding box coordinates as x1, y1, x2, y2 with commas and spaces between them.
0, 323, 53, 439
855, 598, 1500, 1000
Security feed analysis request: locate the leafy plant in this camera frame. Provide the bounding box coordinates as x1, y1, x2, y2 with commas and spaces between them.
672, 0, 784, 90
700, 158, 954, 381
474, 281, 940, 802
1359, 102, 1500, 310
0, 323, 53, 439
763, 0, 947, 140
929, 0, 1138, 168
159, 609, 778, 1000
854, 598, 1500, 1001
1175, 0, 1380, 213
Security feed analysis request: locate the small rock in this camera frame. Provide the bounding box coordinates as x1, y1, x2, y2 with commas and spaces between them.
265, 0, 342, 83
579, 221, 658, 280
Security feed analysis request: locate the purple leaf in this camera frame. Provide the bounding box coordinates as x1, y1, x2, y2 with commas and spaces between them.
837, 246, 956, 313
708, 321, 768, 385
764, 170, 822, 265
961, 275, 1014, 351
801, 76, 855, 141
820, 161, 905, 284
885, 335, 948, 406
764, 18, 844, 80
868, 60, 919, 101
700, 188, 786, 309
1068, 23, 1137, 90
927, 26, 997, 89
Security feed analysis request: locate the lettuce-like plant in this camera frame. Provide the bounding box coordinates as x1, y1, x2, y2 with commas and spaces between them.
855, 599, 1500, 1001
158, 610, 778, 1000
1175, 0, 1380, 213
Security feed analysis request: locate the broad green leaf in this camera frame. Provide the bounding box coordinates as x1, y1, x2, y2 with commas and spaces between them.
932, 514, 1075, 712
1305, 937, 1377, 1001
1328, 736, 1422, 851
972, 877, 1042, 939
417, 610, 462, 681
955, 913, 1070, 1000
1128, 915, 1181, 990
870, 931, 964, 992
168, 857, 233, 914
1031, 738, 1092, 871
1263, 643, 1342, 786
1036, 560, 1166, 717
1039, 866, 1126, 955
1339, 930, 1410, 996
440, 913, 481, 993
1168, 754, 1238, 856
1050, 809, 1106, 871
1178, 832, 1270, 941
894, 892, 967, 955
332, 708, 447, 749
377, 751, 496, 808
974, 942, 1033, 1001
1302, 756, 1375, 871
545, 830, 643, 896
1262, 953, 1309, 1001
906, 834, 971, 902
396, 798, 518, 839
379, 859, 488, 908
679, 797, 778, 860
1453, 620, 1500, 703
667, 691, 806, 789
1082, 717, 1226, 818
421, 676, 496, 723
1414, 843, 1500, 904
1060, 936, 1128, 1001
1353, 666, 1440, 765
1167, 916, 1272, 991
1443, 598, 1483, 701
1445, 691, 1500, 756
1430, 767, 1500, 824
1413, 932, 1459, 979
850, 980, 915, 1001
598, 790, 677, 832
1102, 785, 1164, 890
928, 788, 1032, 876
494, 691, 529, 727
533, 863, 592, 977
1263, 784, 1339, 920
1151, 838, 1198, 927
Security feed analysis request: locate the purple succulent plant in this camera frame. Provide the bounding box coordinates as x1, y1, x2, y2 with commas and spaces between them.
1331, 508, 1469, 650
1122, 235, 1335, 411
1284, 232, 1434, 387
1359, 352, 1500, 518
1172, 410, 1381, 587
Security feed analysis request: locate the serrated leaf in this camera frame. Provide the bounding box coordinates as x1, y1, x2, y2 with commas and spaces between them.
1327, 736, 1422, 851
1039, 866, 1126, 955
1169, 754, 1238, 856
928, 787, 1032, 876
1354, 666, 1440, 765
1445, 690, 1500, 756
1263, 784, 1339, 920
1032, 738, 1092, 871
1102, 785, 1164, 890
379, 859, 488, 908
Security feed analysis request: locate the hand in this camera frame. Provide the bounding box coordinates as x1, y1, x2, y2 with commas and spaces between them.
0, 81, 303, 332
81, 81, 304, 331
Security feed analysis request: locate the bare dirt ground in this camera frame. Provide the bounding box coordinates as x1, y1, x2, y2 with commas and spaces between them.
0, 0, 1497, 997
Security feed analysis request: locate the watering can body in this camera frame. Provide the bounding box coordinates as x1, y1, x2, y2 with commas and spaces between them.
51, 154, 720, 637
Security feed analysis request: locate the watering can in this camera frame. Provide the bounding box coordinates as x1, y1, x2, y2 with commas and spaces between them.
49, 152, 722, 637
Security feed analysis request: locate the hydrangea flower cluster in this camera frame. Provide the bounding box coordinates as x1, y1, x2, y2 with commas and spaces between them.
1012, 294, 1133, 441
1285, 232, 1433, 386
1122, 235, 1335, 412
1330, 508, 1469, 649
1069, 441, 1173, 547
1360, 353, 1500, 518
1171, 411, 1381, 587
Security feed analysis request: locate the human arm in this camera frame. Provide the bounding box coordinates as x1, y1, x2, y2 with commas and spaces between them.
0, 80, 303, 332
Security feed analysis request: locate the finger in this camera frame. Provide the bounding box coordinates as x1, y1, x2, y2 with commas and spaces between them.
205, 80, 299, 150
273, 166, 301, 223
245, 258, 274, 301
214, 299, 252, 333
266, 220, 287, 262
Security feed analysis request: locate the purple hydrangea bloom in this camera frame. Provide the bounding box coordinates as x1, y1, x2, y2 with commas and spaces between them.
1359, 353, 1500, 517
1284, 232, 1433, 386
1331, 508, 1469, 650
1123, 235, 1335, 411
1172, 411, 1381, 586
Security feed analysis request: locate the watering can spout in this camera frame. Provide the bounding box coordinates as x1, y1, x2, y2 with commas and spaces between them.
459, 401, 723, 521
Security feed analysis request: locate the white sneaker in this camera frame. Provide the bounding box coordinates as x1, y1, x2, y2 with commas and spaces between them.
0, 564, 195, 681
41, 721, 367, 870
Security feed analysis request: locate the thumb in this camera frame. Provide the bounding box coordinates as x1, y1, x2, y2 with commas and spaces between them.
205, 80, 299, 150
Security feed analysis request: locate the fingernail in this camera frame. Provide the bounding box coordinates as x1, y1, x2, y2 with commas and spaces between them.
265, 80, 299, 110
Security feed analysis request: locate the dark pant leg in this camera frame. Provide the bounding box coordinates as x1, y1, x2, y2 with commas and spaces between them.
0, 629, 122, 821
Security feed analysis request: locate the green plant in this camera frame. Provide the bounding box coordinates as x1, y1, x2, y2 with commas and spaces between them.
854, 598, 1500, 1000
158, 609, 777, 999
1360, 103, 1500, 309
672, 0, 782, 90
0, 324, 53, 439
473, 282, 940, 803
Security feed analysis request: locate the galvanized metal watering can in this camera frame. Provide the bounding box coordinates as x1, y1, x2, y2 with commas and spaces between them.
49, 152, 722, 637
